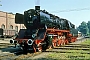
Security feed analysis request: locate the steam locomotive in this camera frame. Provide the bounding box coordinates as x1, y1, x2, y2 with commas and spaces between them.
10, 6, 78, 52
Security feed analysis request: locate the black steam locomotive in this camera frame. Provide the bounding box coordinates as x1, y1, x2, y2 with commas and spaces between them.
10, 6, 78, 52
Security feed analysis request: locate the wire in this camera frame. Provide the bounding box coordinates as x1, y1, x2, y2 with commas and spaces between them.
51, 7, 90, 13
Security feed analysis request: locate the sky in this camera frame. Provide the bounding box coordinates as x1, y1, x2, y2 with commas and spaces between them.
0, 0, 90, 27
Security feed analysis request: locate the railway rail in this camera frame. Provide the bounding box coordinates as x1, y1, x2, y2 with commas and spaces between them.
0, 37, 89, 59
45, 49, 90, 54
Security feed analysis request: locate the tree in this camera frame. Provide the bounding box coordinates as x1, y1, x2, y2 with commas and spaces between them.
87, 21, 90, 34
78, 21, 89, 35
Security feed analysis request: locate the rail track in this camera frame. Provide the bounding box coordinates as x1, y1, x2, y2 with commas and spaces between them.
0, 37, 89, 59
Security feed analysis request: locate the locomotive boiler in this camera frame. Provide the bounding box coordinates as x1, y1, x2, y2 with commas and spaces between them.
10, 6, 78, 52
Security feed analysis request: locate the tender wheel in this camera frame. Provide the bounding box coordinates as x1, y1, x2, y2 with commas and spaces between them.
57, 40, 62, 46
63, 41, 65, 45
37, 43, 42, 52
33, 46, 36, 53
61, 42, 63, 46
61, 40, 64, 46
33, 44, 37, 53
57, 43, 60, 46
52, 42, 56, 48
65, 40, 69, 44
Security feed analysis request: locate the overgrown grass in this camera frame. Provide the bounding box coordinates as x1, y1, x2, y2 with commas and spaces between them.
81, 38, 90, 44
43, 39, 90, 60
47, 52, 90, 60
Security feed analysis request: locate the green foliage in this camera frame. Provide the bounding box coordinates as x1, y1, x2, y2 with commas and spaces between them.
87, 21, 90, 33
78, 21, 89, 35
